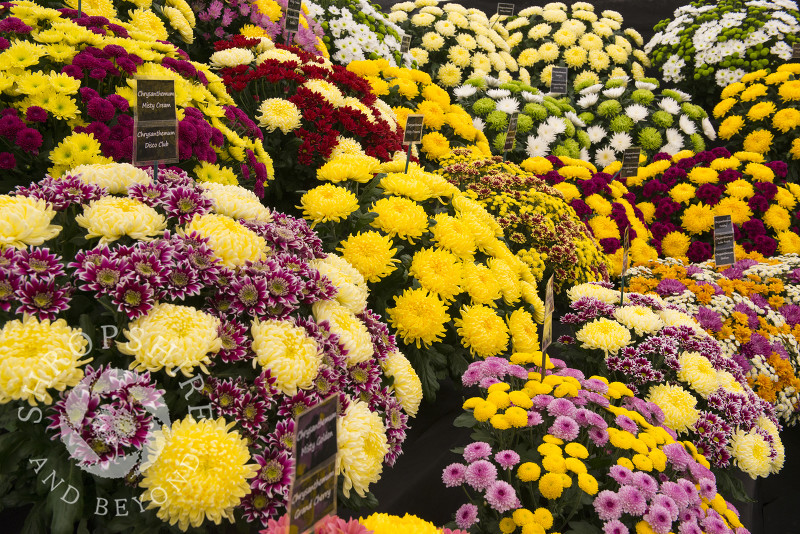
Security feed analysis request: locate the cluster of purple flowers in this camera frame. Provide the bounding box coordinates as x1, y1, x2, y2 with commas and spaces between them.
0, 247, 72, 320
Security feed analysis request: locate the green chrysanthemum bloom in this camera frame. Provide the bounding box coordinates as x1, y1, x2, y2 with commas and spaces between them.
638, 127, 663, 151
486, 110, 508, 130
574, 79, 596, 92
597, 99, 622, 118
563, 119, 576, 137
473, 97, 496, 115
605, 79, 626, 89
556, 100, 576, 113
651, 110, 674, 128
681, 102, 707, 120
524, 103, 548, 121
499, 82, 521, 92
579, 112, 595, 124
543, 100, 562, 116
466, 77, 487, 88
493, 132, 513, 151
516, 114, 534, 134
558, 138, 580, 157
519, 83, 537, 93
690, 133, 706, 152
610, 115, 634, 133
631, 89, 655, 105
662, 89, 684, 102
576, 130, 590, 148
640, 77, 659, 85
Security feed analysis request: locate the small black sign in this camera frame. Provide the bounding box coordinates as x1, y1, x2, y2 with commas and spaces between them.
793, 42, 800, 60
294, 395, 338, 478
403, 114, 425, 145
289, 457, 337, 534
497, 2, 515, 16
714, 215, 735, 268
285, 0, 302, 33
136, 79, 176, 123
134, 123, 178, 165
620, 147, 641, 178
401, 35, 411, 54
542, 274, 554, 356
550, 67, 568, 95
503, 111, 518, 152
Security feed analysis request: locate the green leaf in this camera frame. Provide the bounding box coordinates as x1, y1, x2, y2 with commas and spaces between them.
566, 521, 603, 534
21, 501, 47, 534
453, 412, 477, 428
713, 467, 757, 503
48, 462, 82, 534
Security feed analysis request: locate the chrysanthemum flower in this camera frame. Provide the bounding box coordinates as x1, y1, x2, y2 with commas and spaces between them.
139, 417, 257, 531
338, 231, 399, 283
575, 317, 631, 354
256, 98, 302, 134
200, 182, 272, 222
317, 154, 380, 183
72, 162, 150, 194
409, 247, 463, 301
387, 287, 450, 349
455, 304, 510, 358
369, 196, 428, 242
0, 195, 61, 249
76, 197, 166, 245
660, 231, 691, 258
646, 383, 699, 434
676, 351, 719, 399
299, 184, 359, 226
431, 213, 477, 259
313, 300, 374, 365
382, 350, 422, 416
612, 305, 664, 336
729, 429, 772, 479
337, 399, 389, 498
183, 213, 267, 268
311, 254, 368, 314
118, 303, 222, 377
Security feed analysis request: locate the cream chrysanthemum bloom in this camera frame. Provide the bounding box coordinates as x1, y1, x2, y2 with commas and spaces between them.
303, 79, 345, 107
312, 300, 373, 365
0, 316, 90, 405
0, 195, 61, 248
659, 309, 705, 337
182, 213, 267, 268
575, 317, 631, 354
383, 349, 422, 416
199, 182, 271, 221
758, 415, 784, 474
311, 254, 368, 314
728, 429, 773, 479
209, 47, 255, 68
337, 399, 389, 498
251, 318, 322, 395
118, 303, 222, 377
646, 383, 699, 434
567, 282, 621, 305
612, 305, 664, 336
76, 197, 167, 245
72, 162, 150, 194
256, 98, 302, 134
140, 417, 257, 531
676, 351, 719, 398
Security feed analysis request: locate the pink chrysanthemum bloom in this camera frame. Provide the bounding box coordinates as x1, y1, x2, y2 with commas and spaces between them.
644, 504, 674, 534
603, 519, 629, 534
442, 463, 467, 487
609, 464, 635, 485
547, 397, 577, 418
527, 410, 544, 426
464, 459, 497, 491
615, 414, 639, 434
633, 471, 659, 499
618, 484, 647, 516
549, 415, 580, 441
594, 490, 623, 521
463, 441, 492, 463
455, 503, 479, 530
495, 450, 521, 470
484, 480, 519, 513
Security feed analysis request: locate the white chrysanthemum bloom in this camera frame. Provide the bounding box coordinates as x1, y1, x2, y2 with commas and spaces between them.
602, 86, 626, 98
209, 48, 255, 69
701, 117, 717, 141
658, 97, 681, 115
537, 123, 557, 143
565, 111, 585, 127
486, 88, 511, 99
595, 146, 617, 167
199, 182, 271, 222
312, 300, 373, 365
521, 90, 542, 103
625, 104, 648, 123
634, 80, 657, 91
312, 253, 368, 314
526, 135, 550, 157
678, 114, 697, 135
73, 162, 150, 194
545, 116, 567, 133
579, 147, 590, 161
453, 85, 478, 99
578, 93, 599, 108
614, 305, 665, 336
665, 128, 684, 147
383, 349, 422, 416
609, 132, 632, 152
254, 37, 275, 53
485, 75, 501, 87
586, 125, 606, 143
337, 399, 389, 498
580, 83, 603, 95
472, 116, 486, 132
495, 96, 519, 114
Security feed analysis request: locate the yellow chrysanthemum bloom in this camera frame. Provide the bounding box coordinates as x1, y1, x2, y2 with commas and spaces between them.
746, 101, 777, 122
431, 213, 477, 258
680, 203, 715, 235
383, 350, 422, 416
199, 182, 271, 222
742, 129, 774, 153
660, 231, 691, 258
317, 154, 380, 183
538, 472, 565, 499
0, 195, 61, 249
182, 213, 266, 268
256, 98, 302, 134
387, 288, 450, 348
409, 247, 463, 301
338, 399, 389, 497
507, 308, 540, 353
75, 197, 166, 245
313, 300, 373, 365
613, 305, 664, 336
463, 262, 502, 305
0, 316, 90, 405
299, 184, 359, 226
250, 318, 322, 395
455, 304, 510, 358
763, 204, 791, 232
302, 79, 345, 107
71, 162, 150, 194
380, 172, 433, 201
686, 167, 719, 184
517, 461, 541, 482
338, 231, 399, 283
369, 196, 428, 242
360, 512, 443, 533
677, 351, 719, 398
718, 115, 745, 139
646, 383, 699, 434
575, 317, 631, 354
140, 417, 257, 531
118, 303, 222, 377
668, 183, 696, 205
567, 282, 620, 305
420, 131, 452, 160
714, 197, 752, 225
729, 429, 773, 479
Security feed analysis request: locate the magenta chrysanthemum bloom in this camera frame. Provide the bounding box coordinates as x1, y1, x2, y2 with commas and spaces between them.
241, 488, 278, 527
484, 480, 519, 513
216, 319, 250, 363
549, 415, 580, 441
547, 397, 577, 418
236, 391, 271, 434
252, 448, 293, 496
652, 494, 680, 521
603, 519, 629, 534
644, 505, 674, 534
678, 521, 703, 534
208, 377, 246, 416
442, 463, 467, 487
594, 490, 623, 521
464, 459, 497, 491
347, 360, 382, 396
25, 105, 47, 122
455, 503, 479, 529
15, 278, 72, 320
615, 414, 638, 434
700, 514, 729, 534
86, 97, 116, 122
226, 272, 270, 316
463, 441, 492, 463
632, 471, 659, 499
610, 464, 635, 485
267, 418, 295, 451
698, 477, 717, 500
618, 484, 647, 516
14, 247, 65, 279
17, 173, 107, 210
111, 278, 154, 319
662, 442, 693, 470
162, 185, 213, 224
163, 260, 204, 301
277, 389, 320, 420
128, 182, 168, 207
76, 255, 129, 294
495, 450, 521, 469
588, 426, 609, 446
527, 410, 543, 426
15, 127, 42, 153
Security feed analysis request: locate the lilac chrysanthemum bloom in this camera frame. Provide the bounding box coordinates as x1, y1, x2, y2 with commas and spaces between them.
645, 504, 675, 534
695, 306, 723, 332
527, 410, 543, 426
15, 278, 72, 320
485, 480, 519, 513
618, 484, 647, 516
698, 477, 717, 500
442, 463, 467, 487
464, 459, 497, 491
633, 471, 659, 499
655, 278, 687, 296
615, 414, 638, 434
162, 185, 213, 224
594, 490, 623, 521
588, 426, 609, 446
111, 278, 154, 319
532, 394, 555, 409
652, 494, 680, 521
700, 514, 730, 534
549, 415, 580, 441
495, 450, 521, 470
610, 464, 635, 485
462, 366, 482, 386
455, 503, 479, 529
678, 521, 703, 534
660, 481, 690, 510
463, 441, 492, 463
252, 448, 293, 496
603, 519, 629, 534
547, 397, 578, 418
583, 378, 609, 394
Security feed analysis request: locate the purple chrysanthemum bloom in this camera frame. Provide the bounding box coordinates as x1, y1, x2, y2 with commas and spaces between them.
644, 504, 674, 534
464, 459, 497, 491
17, 173, 107, 210
695, 306, 723, 332
463, 441, 492, 463
252, 448, 293, 495
442, 463, 467, 487
346, 360, 381, 396
162, 185, 213, 224
236, 391, 271, 435
226, 272, 270, 316
277, 389, 320, 420
0, 269, 21, 312
267, 418, 295, 452
588, 426, 609, 446
594, 490, 623, 521
610, 464, 634, 485
455, 503, 479, 530
780, 304, 800, 327
76, 255, 130, 294
15, 278, 72, 320
603, 519, 629, 534
128, 181, 168, 207
547, 397, 577, 418
557, 334, 575, 344
217, 320, 250, 363
163, 260, 204, 301
698, 477, 717, 500
618, 484, 647, 516
615, 414, 638, 434
484, 480, 519, 513
655, 278, 687, 296
495, 450, 520, 470
111, 278, 153, 319
25, 105, 47, 122
14, 248, 65, 279
633, 471, 659, 499
527, 410, 543, 426
549, 415, 580, 441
